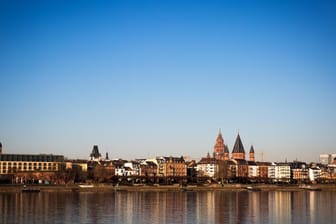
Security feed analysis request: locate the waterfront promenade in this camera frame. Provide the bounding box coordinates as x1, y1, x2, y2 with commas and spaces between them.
1, 183, 336, 193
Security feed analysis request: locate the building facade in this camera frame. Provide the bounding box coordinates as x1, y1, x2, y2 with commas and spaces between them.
268, 162, 291, 183
156, 156, 187, 177
0, 154, 64, 175
197, 153, 217, 177
256, 162, 271, 180
247, 161, 258, 178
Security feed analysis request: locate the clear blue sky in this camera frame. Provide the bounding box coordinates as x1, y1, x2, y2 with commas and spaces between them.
1, 0, 335, 162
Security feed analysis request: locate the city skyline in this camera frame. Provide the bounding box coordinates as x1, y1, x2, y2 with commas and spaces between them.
1, 1, 336, 162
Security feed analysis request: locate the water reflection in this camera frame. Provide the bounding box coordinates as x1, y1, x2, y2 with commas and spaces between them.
0, 190, 336, 223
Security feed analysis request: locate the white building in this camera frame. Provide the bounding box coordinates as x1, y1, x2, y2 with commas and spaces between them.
309, 167, 321, 182
124, 161, 141, 176
268, 162, 291, 182
268, 163, 276, 179
197, 163, 216, 177
113, 159, 126, 176
196, 155, 217, 177
248, 161, 258, 178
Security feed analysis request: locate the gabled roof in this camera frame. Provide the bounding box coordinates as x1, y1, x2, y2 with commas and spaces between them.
232, 134, 245, 153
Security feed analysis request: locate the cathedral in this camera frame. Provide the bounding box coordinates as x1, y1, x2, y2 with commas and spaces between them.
213, 130, 255, 162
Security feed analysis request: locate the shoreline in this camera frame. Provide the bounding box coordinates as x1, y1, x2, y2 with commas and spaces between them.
1, 184, 336, 193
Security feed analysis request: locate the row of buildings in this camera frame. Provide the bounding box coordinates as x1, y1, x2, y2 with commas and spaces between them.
0, 133, 336, 184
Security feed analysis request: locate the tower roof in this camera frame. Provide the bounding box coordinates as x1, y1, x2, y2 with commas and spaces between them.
232, 134, 245, 153
214, 130, 225, 153
224, 144, 229, 153
90, 145, 101, 159
216, 130, 223, 141
250, 145, 255, 153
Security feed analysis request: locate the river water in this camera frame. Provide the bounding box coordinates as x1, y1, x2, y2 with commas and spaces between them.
1, 190, 335, 224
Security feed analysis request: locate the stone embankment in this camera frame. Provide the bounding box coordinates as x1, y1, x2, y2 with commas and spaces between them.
1, 184, 336, 193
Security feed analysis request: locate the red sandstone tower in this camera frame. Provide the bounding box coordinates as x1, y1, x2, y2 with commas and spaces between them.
249, 145, 255, 161
213, 130, 229, 160
213, 130, 224, 160
231, 133, 245, 160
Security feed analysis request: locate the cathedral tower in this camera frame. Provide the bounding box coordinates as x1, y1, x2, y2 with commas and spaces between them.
213, 130, 226, 160
249, 145, 255, 161
90, 145, 102, 161
232, 133, 245, 160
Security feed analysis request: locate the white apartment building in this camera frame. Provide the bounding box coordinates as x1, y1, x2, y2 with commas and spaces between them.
196, 156, 217, 177
268, 162, 291, 182
309, 167, 321, 182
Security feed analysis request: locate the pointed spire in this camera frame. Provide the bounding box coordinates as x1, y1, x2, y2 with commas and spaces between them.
90, 145, 101, 160
250, 145, 255, 153
232, 133, 245, 153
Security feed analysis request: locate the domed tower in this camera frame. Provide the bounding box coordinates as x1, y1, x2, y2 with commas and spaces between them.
249, 145, 255, 161
213, 130, 225, 160
231, 133, 245, 160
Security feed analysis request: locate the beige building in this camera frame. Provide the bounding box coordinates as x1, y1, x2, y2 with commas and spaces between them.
156, 156, 187, 177
0, 154, 65, 175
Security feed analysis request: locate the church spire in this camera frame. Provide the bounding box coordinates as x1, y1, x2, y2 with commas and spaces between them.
249, 145, 255, 153
232, 133, 245, 153
232, 133, 245, 160
249, 145, 255, 161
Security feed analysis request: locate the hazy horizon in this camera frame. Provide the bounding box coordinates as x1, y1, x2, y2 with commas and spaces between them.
1, 1, 335, 163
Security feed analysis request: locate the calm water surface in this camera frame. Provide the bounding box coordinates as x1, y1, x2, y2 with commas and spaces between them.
1, 190, 336, 224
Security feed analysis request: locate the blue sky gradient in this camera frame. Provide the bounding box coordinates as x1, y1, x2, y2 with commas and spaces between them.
1, 0, 335, 162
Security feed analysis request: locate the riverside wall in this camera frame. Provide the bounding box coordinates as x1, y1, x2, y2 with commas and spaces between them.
1, 183, 336, 192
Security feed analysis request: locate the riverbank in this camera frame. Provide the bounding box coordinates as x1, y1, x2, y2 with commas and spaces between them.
1, 183, 336, 193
